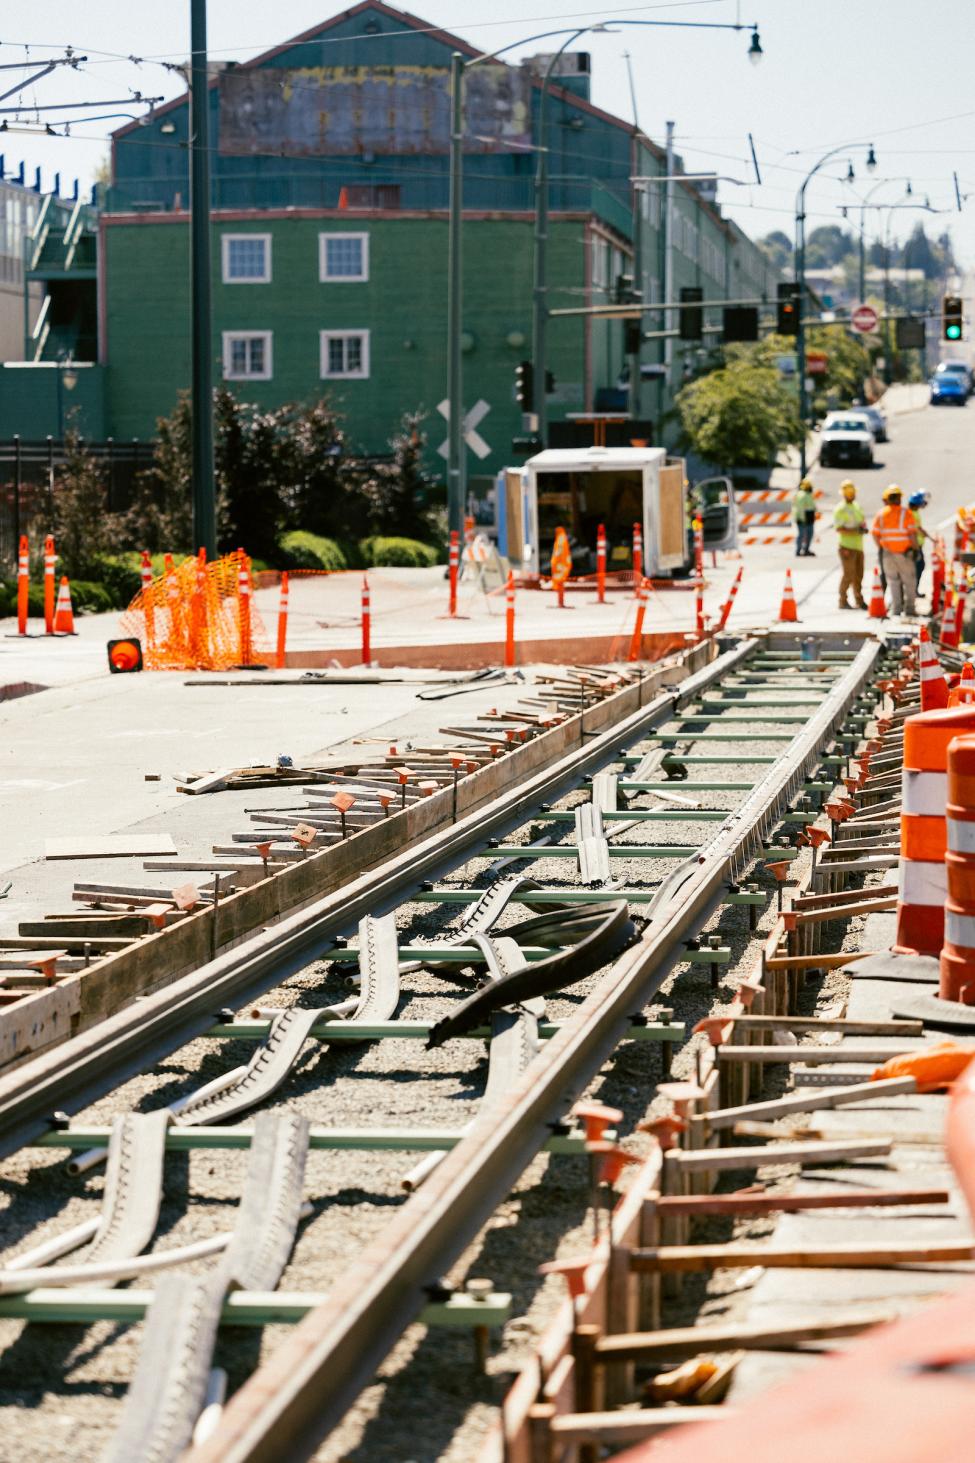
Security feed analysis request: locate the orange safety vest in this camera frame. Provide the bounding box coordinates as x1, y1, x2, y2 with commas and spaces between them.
871, 504, 916, 553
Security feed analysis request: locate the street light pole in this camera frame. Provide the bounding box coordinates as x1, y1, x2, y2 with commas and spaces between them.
446, 51, 465, 536
796, 143, 876, 477
189, 0, 216, 557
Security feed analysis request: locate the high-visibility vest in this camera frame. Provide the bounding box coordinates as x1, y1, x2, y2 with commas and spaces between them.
871, 505, 916, 553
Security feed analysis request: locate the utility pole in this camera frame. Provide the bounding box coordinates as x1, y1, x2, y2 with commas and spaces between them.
662, 121, 676, 414
445, 52, 464, 537
190, 0, 216, 557
627, 144, 643, 421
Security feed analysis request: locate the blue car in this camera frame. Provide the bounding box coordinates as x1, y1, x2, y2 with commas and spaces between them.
931, 374, 967, 405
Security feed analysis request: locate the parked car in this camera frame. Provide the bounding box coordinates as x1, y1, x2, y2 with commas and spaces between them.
935, 360, 973, 395
852, 404, 888, 441
931, 373, 968, 406
819, 413, 875, 467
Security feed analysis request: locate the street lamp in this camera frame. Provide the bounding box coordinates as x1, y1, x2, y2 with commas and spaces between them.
445, 16, 764, 532
795, 143, 877, 475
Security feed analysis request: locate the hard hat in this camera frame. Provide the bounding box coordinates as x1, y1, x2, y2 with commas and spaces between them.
908, 491, 928, 508
797, 478, 813, 491
840, 479, 856, 499
883, 483, 902, 502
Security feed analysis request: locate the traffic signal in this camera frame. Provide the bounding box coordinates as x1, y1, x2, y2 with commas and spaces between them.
723, 306, 759, 343
514, 359, 534, 411
614, 273, 636, 305
943, 295, 964, 342
777, 281, 800, 337
678, 286, 703, 341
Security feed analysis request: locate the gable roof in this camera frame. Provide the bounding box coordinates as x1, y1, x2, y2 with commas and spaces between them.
112, 0, 640, 142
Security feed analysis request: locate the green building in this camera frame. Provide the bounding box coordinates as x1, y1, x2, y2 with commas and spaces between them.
3, 0, 778, 492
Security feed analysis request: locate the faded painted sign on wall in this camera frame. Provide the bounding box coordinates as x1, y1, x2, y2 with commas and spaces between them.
218, 65, 532, 156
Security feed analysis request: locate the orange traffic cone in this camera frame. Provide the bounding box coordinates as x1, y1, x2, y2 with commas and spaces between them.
919, 626, 949, 710
53, 575, 76, 635
941, 590, 962, 649
867, 566, 886, 619
777, 567, 798, 622
949, 662, 975, 707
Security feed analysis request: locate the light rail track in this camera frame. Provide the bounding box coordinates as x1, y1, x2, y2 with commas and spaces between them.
0, 632, 888, 1461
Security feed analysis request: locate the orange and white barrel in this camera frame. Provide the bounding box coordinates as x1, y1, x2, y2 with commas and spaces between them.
895, 704, 975, 955
941, 733, 975, 1003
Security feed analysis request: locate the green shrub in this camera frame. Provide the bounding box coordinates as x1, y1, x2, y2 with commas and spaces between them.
0, 583, 9, 618
93, 555, 143, 607
360, 536, 439, 568
70, 580, 114, 614
277, 531, 349, 572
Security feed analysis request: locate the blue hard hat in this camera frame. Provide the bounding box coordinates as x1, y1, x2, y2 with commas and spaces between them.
908, 491, 928, 507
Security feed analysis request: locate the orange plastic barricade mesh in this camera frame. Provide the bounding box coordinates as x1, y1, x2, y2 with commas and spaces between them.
871, 1041, 975, 1093
119, 549, 269, 670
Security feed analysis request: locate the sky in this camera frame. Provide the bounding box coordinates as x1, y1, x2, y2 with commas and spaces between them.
4, 0, 974, 274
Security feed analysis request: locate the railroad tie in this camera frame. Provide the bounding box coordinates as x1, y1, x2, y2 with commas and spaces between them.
105, 1111, 310, 1463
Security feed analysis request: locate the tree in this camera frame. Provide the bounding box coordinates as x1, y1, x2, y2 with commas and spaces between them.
358, 411, 432, 539
758, 230, 793, 273
805, 225, 854, 269
677, 359, 803, 470
50, 423, 123, 574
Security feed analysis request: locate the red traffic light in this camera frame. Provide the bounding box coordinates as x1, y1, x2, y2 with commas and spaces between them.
107, 638, 143, 673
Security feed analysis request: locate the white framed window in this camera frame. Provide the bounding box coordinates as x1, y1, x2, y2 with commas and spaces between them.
320, 330, 370, 379
221, 233, 271, 283
222, 331, 272, 380
319, 232, 369, 281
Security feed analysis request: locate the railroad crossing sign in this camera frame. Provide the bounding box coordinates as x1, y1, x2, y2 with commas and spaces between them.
437, 398, 492, 460
851, 304, 879, 334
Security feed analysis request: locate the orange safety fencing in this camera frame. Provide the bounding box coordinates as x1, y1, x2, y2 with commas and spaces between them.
119, 548, 271, 670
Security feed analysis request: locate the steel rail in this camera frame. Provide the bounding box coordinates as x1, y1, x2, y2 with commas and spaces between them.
0, 641, 758, 1161
187, 638, 880, 1463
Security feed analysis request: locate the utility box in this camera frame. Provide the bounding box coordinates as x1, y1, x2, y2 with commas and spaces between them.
515, 445, 688, 577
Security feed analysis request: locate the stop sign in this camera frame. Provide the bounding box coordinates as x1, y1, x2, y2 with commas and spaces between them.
851, 304, 879, 333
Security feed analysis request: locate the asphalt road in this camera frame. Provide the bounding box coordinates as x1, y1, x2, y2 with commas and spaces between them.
812, 393, 975, 536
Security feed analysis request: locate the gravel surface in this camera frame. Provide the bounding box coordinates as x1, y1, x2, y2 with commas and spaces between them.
0, 679, 856, 1461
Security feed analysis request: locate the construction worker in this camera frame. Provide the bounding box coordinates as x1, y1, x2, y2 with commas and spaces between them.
908, 490, 932, 589
793, 478, 817, 557
871, 484, 919, 617
834, 479, 867, 610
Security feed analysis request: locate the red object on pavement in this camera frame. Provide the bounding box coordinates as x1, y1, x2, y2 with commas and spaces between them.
43, 534, 56, 635
504, 571, 516, 668
596, 523, 606, 603
448, 529, 459, 616
361, 575, 371, 665
717, 564, 743, 631
632, 521, 643, 589
16, 534, 28, 636
627, 579, 647, 661
777, 567, 799, 622
275, 571, 289, 669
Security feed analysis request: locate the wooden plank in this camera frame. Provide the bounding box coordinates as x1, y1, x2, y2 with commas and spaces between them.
0, 979, 80, 1066
45, 834, 178, 860
673, 1139, 891, 1172
717, 1045, 908, 1064
691, 1076, 917, 1132
631, 1240, 975, 1272
655, 1188, 949, 1218
593, 1314, 895, 1362
725, 1016, 922, 1035
549, 1408, 732, 1444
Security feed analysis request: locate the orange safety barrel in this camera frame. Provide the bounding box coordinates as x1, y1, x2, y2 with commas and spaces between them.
895, 704, 975, 954
941, 733, 975, 1003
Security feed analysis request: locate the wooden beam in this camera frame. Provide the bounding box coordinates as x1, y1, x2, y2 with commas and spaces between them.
673, 1138, 891, 1172
690, 1075, 917, 1132
655, 1188, 949, 1217
631, 1240, 975, 1272
593, 1314, 893, 1362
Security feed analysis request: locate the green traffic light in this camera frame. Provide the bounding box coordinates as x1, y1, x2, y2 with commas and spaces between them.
947, 324, 962, 340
